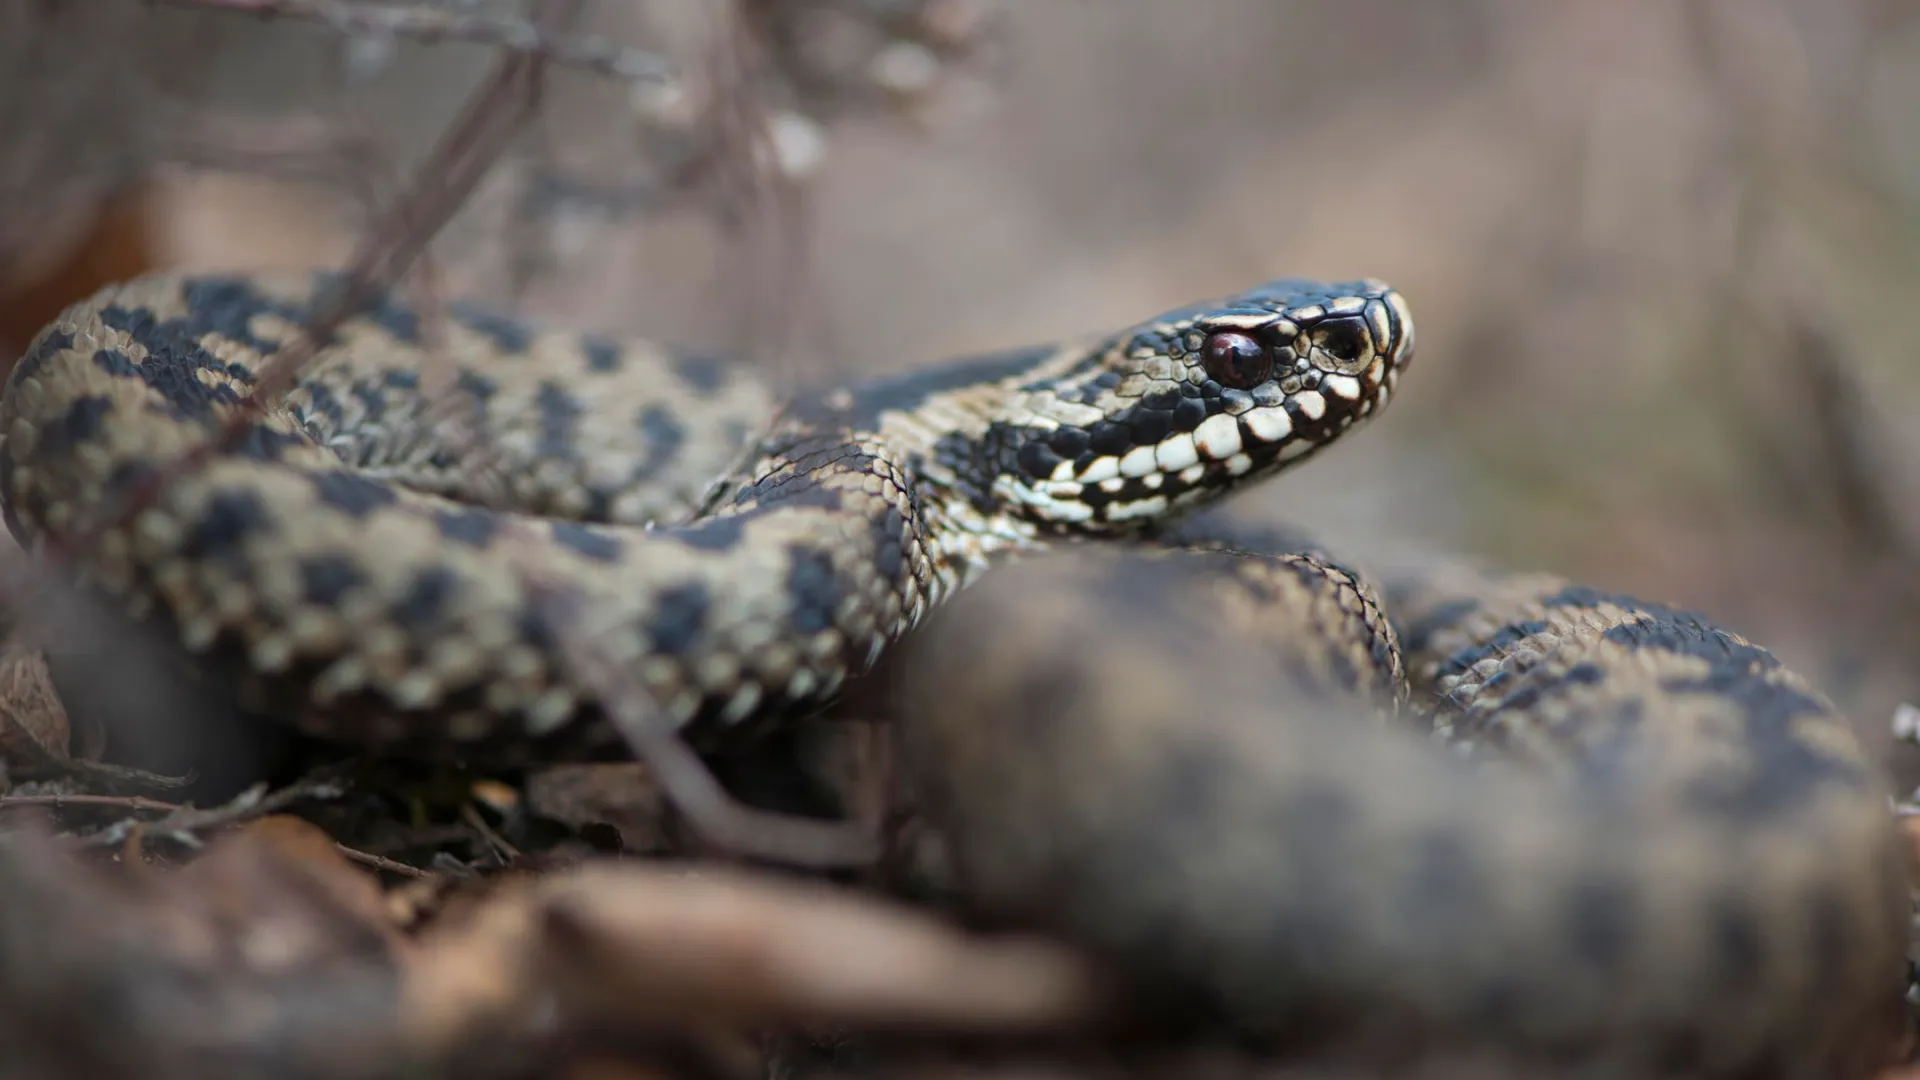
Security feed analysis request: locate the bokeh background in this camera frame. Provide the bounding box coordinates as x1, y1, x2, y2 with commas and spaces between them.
4, 0, 1918, 767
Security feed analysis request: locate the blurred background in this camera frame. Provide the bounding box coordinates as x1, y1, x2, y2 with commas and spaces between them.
3, 0, 1917, 767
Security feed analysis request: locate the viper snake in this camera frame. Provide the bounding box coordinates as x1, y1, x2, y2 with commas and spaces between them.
0, 270, 1909, 1077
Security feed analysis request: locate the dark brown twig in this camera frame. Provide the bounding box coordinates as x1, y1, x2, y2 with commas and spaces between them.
0, 3, 576, 801
11, 0, 865, 875
333, 843, 432, 879
459, 800, 522, 863
19, 0, 569, 591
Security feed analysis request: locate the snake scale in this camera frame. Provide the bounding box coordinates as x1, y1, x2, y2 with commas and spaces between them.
0, 270, 1910, 1077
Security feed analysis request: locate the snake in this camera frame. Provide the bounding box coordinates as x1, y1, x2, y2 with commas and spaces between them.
0, 269, 1909, 1077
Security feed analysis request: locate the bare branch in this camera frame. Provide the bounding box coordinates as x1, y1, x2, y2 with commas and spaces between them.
26, 0, 569, 575
529, 580, 882, 871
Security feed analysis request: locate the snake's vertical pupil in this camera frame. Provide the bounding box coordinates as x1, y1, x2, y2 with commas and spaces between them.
1203, 331, 1271, 389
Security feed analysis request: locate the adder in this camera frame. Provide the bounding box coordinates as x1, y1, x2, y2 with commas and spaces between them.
0, 270, 1907, 1078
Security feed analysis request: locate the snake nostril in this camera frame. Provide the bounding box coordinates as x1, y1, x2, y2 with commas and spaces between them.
1309, 316, 1374, 373
1203, 331, 1273, 390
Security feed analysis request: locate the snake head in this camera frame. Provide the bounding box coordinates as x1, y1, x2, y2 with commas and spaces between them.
989, 277, 1414, 531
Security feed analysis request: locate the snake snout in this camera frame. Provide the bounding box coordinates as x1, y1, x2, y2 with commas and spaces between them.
1181, 278, 1414, 463
1232, 276, 1413, 380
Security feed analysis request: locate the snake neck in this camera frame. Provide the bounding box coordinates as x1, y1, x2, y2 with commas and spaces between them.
784, 282, 1414, 554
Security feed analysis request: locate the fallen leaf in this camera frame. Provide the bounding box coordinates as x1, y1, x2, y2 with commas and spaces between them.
0, 645, 69, 766
526, 763, 670, 852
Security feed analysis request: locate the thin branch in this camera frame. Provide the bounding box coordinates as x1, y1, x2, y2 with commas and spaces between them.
0, 774, 359, 857
531, 582, 880, 870
25, 0, 568, 581
459, 800, 522, 863
12, 0, 863, 875
77, 774, 348, 850
3, 785, 432, 872
0, 792, 185, 815
149, 0, 676, 84
334, 844, 432, 878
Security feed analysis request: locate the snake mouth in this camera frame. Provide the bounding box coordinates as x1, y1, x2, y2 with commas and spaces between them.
994, 279, 1413, 531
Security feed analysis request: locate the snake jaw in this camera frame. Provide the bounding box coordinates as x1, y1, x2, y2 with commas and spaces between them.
987, 278, 1414, 533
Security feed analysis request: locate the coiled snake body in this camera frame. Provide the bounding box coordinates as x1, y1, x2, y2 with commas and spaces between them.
0, 271, 1909, 1076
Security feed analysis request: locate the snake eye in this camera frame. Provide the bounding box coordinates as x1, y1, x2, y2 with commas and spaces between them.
1202, 331, 1272, 389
